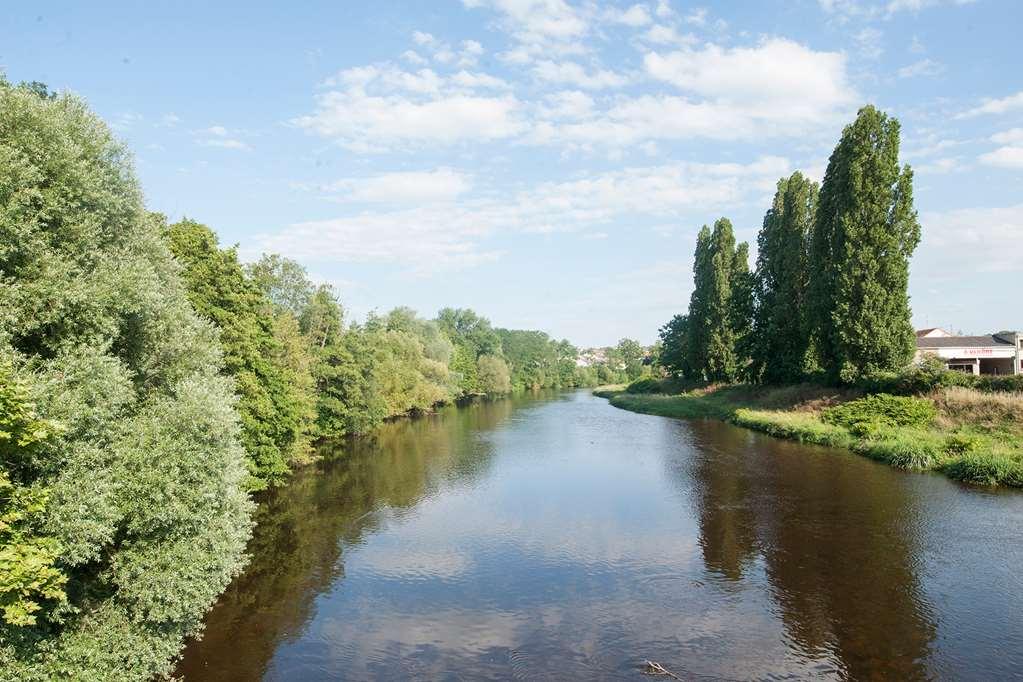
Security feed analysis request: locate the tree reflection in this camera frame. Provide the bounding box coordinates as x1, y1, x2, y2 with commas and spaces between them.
174, 398, 512, 681
687, 420, 936, 679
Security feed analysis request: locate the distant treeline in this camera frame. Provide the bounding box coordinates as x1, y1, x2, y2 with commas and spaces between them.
0, 79, 642, 678
660, 105, 921, 386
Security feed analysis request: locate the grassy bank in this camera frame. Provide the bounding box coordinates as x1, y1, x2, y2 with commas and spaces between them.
595, 383, 1023, 488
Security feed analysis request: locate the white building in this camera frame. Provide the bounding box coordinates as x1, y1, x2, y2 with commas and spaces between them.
914, 328, 1022, 375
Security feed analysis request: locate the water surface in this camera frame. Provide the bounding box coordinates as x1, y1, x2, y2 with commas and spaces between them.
177, 390, 1023, 681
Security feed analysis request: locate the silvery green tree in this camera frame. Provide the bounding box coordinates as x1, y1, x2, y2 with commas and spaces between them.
750, 172, 819, 383
809, 106, 921, 383
0, 80, 252, 680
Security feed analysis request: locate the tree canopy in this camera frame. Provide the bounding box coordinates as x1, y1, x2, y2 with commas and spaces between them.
0, 79, 251, 680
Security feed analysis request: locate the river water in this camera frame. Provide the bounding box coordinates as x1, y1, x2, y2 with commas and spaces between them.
177, 390, 1023, 681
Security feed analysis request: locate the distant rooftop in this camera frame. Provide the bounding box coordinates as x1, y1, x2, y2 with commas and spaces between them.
916, 334, 1013, 349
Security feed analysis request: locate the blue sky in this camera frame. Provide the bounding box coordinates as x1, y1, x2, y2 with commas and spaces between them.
3, 0, 1020, 346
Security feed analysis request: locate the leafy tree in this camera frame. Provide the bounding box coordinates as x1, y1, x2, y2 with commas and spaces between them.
436, 308, 501, 356
730, 242, 754, 376
246, 253, 314, 318
0, 80, 251, 679
165, 220, 311, 488
615, 338, 647, 381
477, 355, 512, 394
684, 219, 750, 382
448, 343, 481, 395
750, 172, 818, 383
658, 314, 691, 378
809, 106, 921, 383
301, 286, 385, 437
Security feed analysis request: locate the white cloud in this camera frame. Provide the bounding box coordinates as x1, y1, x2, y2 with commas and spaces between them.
532, 60, 630, 89
201, 138, 251, 150
640, 38, 856, 135
266, 157, 789, 273
956, 90, 1023, 118
991, 128, 1023, 145
979, 146, 1023, 169
916, 204, 1023, 275
463, 0, 590, 64
607, 4, 652, 27
854, 27, 884, 59
684, 8, 708, 25
295, 63, 525, 151
915, 157, 962, 174
451, 70, 510, 89
401, 49, 428, 65
642, 24, 697, 45
321, 168, 474, 203
977, 129, 1023, 168
897, 58, 943, 78
540, 90, 595, 119
195, 125, 250, 150
412, 30, 436, 46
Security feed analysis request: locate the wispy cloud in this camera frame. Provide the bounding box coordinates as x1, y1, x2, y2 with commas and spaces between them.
956, 90, 1023, 118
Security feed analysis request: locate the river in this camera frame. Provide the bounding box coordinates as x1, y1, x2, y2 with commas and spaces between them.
176, 390, 1023, 681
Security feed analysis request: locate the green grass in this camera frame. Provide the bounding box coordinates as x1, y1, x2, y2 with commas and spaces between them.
595, 383, 1023, 488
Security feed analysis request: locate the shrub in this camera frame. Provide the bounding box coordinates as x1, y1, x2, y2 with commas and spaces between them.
823, 393, 936, 430
626, 377, 664, 394
943, 433, 981, 457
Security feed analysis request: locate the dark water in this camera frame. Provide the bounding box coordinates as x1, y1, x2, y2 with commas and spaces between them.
177, 390, 1023, 681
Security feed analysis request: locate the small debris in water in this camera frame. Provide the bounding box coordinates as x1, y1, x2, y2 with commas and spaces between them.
642, 660, 685, 680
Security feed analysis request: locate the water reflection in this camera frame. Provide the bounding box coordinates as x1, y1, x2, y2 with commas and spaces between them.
686, 421, 936, 679
177, 390, 1023, 681
176, 397, 517, 681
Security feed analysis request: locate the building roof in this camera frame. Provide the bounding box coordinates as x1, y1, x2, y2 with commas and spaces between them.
916, 335, 1013, 349
916, 327, 950, 337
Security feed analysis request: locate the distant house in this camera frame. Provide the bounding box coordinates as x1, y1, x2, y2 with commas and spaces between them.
915, 328, 1022, 375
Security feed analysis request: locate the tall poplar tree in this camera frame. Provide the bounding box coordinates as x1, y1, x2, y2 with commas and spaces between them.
751, 172, 818, 383
684, 226, 713, 378
684, 218, 750, 382
809, 106, 920, 382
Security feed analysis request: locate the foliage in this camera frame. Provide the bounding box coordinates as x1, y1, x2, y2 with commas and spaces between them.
245, 253, 314, 319
750, 172, 818, 384
658, 314, 691, 379
822, 394, 936, 430
625, 377, 663, 394
672, 219, 751, 382
477, 355, 512, 395
0, 369, 66, 627
615, 338, 647, 381
0, 80, 251, 679
0, 472, 66, 628
859, 355, 1023, 395
165, 220, 312, 488
300, 287, 386, 438
809, 105, 920, 383
495, 328, 584, 391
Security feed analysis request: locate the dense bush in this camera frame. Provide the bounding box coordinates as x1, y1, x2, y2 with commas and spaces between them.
860, 356, 1023, 395
626, 377, 664, 394
823, 394, 937, 430
0, 80, 252, 679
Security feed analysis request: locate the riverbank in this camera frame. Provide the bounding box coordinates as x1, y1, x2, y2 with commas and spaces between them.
595, 383, 1023, 487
